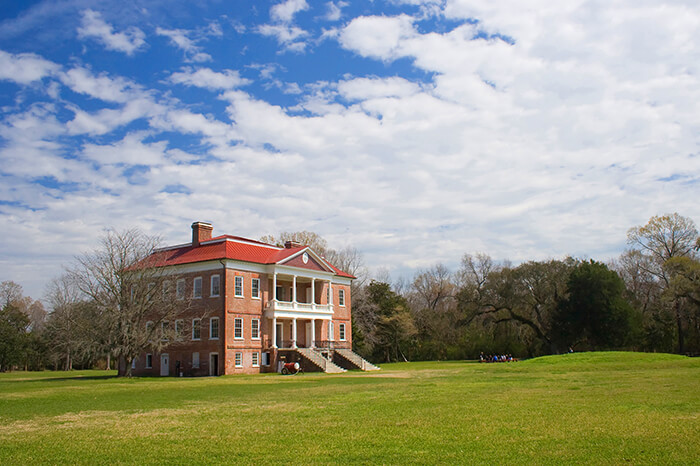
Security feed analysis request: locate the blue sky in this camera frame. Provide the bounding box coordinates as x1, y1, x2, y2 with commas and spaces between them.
1, 0, 699, 299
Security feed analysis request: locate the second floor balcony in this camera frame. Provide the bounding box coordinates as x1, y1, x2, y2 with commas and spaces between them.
265, 299, 333, 316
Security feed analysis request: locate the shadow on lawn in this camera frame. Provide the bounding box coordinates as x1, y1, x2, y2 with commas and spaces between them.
3, 374, 119, 384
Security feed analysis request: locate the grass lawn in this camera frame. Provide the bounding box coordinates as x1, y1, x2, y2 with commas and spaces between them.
0, 352, 698, 464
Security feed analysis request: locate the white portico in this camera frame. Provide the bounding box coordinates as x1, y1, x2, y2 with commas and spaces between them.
265, 263, 337, 349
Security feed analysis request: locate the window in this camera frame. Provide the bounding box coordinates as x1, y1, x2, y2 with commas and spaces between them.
251, 278, 260, 299
192, 352, 200, 368
193, 277, 202, 298
163, 281, 171, 300
192, 318, 201, 340
210, 317, 219, 340
339, 323, 346, 341
161, 321, 170, 341
329, 321, 334, 341
276, 286, 284, 301
146, 354, 153, 369
262, 352, 271, 366
235, 352, 242, 367
176, 279, 185, 300
251, 318, 260, 339
252, 352, 259, 367
175, 320, 184, 340
131, 358, 137, 369
210, 275, 220, 297
326, 286, 330, 303
147, 283, 155, 301
235, 276, 243, 297
339, 289, 345, 306
234, 318, 243, 339
146, 321, 154, 334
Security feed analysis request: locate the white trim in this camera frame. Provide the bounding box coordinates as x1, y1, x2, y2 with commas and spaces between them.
193, 276, 203, 298
339, 322, 346, 341
251, 278, 260, 299
234, 317, 243, 339
266, 309, 332, 320
210, 274, 220, 297
145, 353, 153, 369
176, 279, 186, 300
192, 351, 200, 368
252, 352, 260, 367
235, 351, 243, 368
209, 317, 220, 340
251, 318, 260, 340
209, 352, 219, 376
339, 289, 345, 307
234, 276, 244, 297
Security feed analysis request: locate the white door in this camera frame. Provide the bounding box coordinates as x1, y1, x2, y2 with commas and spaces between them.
160, 354, 169, 376
306, 322, 312, 347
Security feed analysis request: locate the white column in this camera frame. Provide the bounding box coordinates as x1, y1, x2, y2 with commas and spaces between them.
273, 273, 277, 301
272, 317, 277, 348
329, 281, 333, 305
311, 319, 316, 348
292, 275, 297, 303
292, 318, 297, 348
311, 278, 316, 306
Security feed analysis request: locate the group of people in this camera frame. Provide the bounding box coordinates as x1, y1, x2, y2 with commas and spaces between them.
479, 352, 516, 363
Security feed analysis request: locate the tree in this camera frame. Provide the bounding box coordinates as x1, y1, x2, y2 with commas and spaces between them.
260, 231, 329, 254
0, 302, 30, 371
554, 260, 638, 350
457, 256, 575, 355
67, 229, 195, 376
353, 281, 416, 363
664, 257, 700, 353
627, 213, 699, 353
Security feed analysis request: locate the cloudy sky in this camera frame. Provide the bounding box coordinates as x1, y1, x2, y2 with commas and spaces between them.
1, 0, 699, 299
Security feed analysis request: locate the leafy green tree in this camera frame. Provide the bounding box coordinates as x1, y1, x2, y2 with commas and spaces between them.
627, 213, 698, 353
0, 303, 30, 371
554, 260, 638, 350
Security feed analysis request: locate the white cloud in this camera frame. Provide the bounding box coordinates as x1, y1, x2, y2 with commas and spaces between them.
257, 24, 309, 51
338, 76, 421, 101
323, 2, 347, 21
339, 15, 416, 60
0, 50, 58, 84
270, 0, 309, 23
59, 67, 138, 103
169, 67, 251, 90
77, 10, 145, 55
156, 27, 212, 62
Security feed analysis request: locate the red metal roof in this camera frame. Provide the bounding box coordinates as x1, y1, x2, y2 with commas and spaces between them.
148, 237, 355, 279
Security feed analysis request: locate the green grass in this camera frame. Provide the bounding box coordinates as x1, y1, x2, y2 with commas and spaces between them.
0, 352, 698, 464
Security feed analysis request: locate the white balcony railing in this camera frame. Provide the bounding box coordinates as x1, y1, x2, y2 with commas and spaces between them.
265, 300, 333, 315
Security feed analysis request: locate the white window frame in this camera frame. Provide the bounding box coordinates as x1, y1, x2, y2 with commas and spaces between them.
234, 276, 244, 297
234, 318, 243, 339
146, 353, 153, 369
163, 281, 171, 300
210, 274, 220, 297
210, 317, 219, 340
192, 352, 200, 369
252, 352, 259, 367
176, 279, 185, 300
339, 289, 345, 306
339, 323, 346, 341
192, 318, 201, 341
251, 318, 260, 340
251, 278, 260, 299
235, 352, 243, 367
262, 352, 270, 366
193, 277, 202, 299
131, 358, 137, 369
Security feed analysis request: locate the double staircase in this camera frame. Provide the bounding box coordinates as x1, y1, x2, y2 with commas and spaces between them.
295, 348, 345, 373
295, 347, 379, 373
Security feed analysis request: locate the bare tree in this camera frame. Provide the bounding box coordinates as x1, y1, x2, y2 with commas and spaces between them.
260, 231, 329, 253
67, 229, 194, 376
627, 213, 699, 353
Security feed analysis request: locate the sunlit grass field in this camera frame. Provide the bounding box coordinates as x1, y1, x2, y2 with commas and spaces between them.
0, 352, 698, 464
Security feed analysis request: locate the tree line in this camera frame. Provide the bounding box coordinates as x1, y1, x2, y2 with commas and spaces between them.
1, 213, 698, 373
351, 213, 700, 363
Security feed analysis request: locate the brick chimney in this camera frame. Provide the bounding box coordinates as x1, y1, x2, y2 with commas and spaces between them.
192, 222, 213, 247
284, 240, 303, 249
